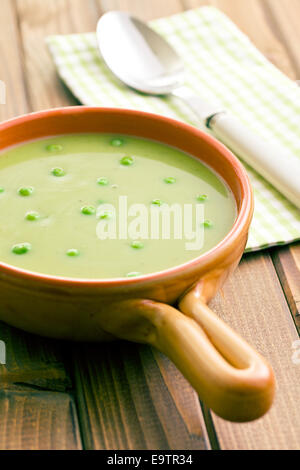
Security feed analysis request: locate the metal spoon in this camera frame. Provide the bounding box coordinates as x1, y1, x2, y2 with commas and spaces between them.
97, 11, 300, 209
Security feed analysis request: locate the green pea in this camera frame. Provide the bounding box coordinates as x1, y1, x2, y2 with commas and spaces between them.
131, 240, 144, 249
97, 177, 109, 186
111, 138, 124, 147
12, 242, 31, 255
197, 194, 208, 202
203, 219, 213, 228
46, 144, 63, 152
164, 177, 176, 184
126, 272, 142, 278
0, 187, 4, 193
98, 210, 113, 220
67, 249, 80, 257
52, 167, 66, 177
151, 199, 164, 207
81, 205, 96, 216
25, 211, 40, 221
120, 156, 134, 166
18, 187, 34, 197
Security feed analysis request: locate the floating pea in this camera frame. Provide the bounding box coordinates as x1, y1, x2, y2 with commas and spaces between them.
98, 210, 113, 220
164, 177, 176, 184
25, 211, 40, 221
81, 205, 96, 215
52, 167, 66, 177
111, 138, 124, 147
12, 242, 31, 255
18, 187, 34, 197
46, 144, 63, 152
126, 272, 142, 278
97, 177, 109, 186
120, 156, 134, 166
151, 199, 164, 207
197, 194, 208, 202
67, 249, 80, 257
203, 219, 213, 228
131, 240, 144, 249
0, 187, 4, 193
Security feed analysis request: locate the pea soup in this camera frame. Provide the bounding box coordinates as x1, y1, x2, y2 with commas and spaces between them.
0, 134, 236, 278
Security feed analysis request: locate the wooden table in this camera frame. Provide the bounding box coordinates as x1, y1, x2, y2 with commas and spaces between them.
0, 0, 299, 451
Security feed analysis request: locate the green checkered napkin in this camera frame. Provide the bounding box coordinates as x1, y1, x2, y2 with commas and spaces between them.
46, 6, 300, 252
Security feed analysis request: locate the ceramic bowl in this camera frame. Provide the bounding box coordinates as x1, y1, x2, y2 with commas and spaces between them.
0, 107, 275, 422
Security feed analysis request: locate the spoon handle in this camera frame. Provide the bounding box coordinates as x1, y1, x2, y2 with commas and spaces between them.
210, 112, 300, 209
173, 89, 300, 209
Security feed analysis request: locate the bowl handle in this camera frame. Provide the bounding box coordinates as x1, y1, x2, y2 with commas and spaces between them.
98, 292, 275, 422
177, 288, 275, 421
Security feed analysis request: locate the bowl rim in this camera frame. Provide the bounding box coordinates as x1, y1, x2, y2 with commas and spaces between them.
0, 106, 254, 287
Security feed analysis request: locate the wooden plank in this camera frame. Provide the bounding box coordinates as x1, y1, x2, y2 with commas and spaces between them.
97, 0, 183, 21
263, 0, 300, 77
272, 245, 300, 333
0, 0, 83, 450
0, 390, 81, 450
0, 0, 75, 393
0, 322, 71, 391
176, 0, 300, 449
70, 0, 300, 451
182, 0, 297, 78
73, 253, 300, 450
0, 0, 29, 120
73, 342, 209, 450
7, 0, 300, 451
16, 0, 100, 110
261, 0, 300, 336
209, 253, 300, 450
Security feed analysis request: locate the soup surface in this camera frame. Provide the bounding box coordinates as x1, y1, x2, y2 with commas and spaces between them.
0, 134, 236, 279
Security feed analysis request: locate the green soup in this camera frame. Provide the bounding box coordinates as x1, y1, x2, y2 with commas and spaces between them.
0, 134, 236, 279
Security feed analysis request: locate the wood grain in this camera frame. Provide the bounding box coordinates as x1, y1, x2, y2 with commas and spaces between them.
0, 0, 83, 451
0, 322, 71, 392
272, 245, 300, 333
97, 0, 183, 20
0, 0, 299, 451
0, 2, 73, 394
261, 0, 300, 326
16, 0, 100, 110
0, 0, 29, 120
263, 0, 300, 77
210, 253, 300, 450
73, 342, 209, 450
182, 0, 297, 79
0, 389, 81, 450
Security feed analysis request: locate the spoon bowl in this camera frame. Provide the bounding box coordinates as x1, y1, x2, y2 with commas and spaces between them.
97, 11, 185, 95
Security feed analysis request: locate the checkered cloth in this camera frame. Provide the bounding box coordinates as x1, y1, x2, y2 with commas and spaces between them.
46, 6, 300, 252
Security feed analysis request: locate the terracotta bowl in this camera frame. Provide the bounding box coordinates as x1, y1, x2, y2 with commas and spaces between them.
0, 107, 275, 422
